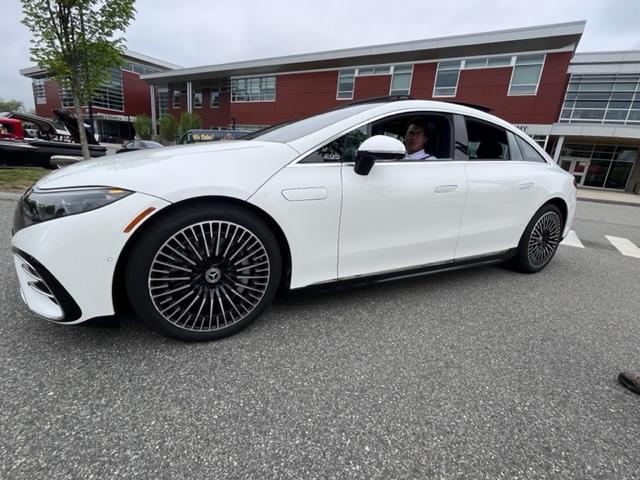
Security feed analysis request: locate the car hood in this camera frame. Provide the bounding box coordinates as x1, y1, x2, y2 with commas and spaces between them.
36, 140, 300, 202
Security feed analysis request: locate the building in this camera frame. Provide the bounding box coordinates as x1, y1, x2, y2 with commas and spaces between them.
20, 22, 640, 193
139, 21, 640, 193
20, 50, 179, 143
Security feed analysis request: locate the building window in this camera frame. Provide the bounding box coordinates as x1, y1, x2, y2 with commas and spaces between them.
33, 79, 46, 104
60, 86, 74, 108
357, 66, 392, 76
59, 68, 124, 111
173, 90, 181, 108
508, 54, 545, 96
210, 89, 220, 108
434, 61, 461, 97
390, 64, 413, 95
530, 134, 548, 149
560, 143, 638, 190
193, 89, 203, 108
337, 69, 355, 100
157, 88, 168, 117
122, 62, 161, 75
462, 55, 512, 69
231, 76, 276, 102
560, 73, 640, 126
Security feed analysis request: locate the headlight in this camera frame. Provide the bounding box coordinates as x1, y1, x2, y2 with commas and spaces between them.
19, 187, 133, 226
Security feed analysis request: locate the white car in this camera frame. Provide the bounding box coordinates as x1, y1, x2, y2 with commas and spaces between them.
11, 99, 576, 341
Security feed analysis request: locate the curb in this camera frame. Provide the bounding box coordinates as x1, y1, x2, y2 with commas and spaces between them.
577, 197, 640, 208
0, 192, 22, 201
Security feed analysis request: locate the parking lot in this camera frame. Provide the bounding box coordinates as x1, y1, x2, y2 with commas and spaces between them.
1, 197, 639, 479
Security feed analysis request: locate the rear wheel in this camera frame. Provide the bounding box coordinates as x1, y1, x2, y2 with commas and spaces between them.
512, 204, 563, 273
126, 203, 281, 341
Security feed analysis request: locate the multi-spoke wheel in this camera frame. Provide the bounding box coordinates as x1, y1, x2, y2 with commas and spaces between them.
126, 203, 281, 341
513, 203, 564, 273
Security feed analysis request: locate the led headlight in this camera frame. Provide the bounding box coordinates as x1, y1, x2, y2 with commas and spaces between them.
19, 187, 133, 227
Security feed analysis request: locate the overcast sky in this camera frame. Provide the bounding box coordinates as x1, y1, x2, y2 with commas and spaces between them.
3, 0, 640, 109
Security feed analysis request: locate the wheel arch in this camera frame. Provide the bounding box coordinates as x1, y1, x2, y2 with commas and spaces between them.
111, 195, 293, 316
542, 196, 568, 227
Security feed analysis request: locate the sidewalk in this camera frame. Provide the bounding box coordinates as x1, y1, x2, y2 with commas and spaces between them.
577, 188, 640, 207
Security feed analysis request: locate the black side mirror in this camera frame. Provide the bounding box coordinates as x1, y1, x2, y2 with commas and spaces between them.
354, 153, 376, 176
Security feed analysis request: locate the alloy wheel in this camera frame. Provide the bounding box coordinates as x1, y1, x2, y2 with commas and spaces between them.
526, 211, 562, 268
148, 221, 270, 332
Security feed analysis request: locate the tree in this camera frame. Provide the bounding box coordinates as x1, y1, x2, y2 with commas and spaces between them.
159, 114, 178, 144
21, 0, 136, 159
178, 112, 201, 136
0, 99, 25, 113
134, 113, 152, 140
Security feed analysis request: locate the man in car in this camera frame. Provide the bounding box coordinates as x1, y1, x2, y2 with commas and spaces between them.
403, 119, 436, 160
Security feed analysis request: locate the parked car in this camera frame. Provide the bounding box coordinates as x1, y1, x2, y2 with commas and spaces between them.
0, 111, 106, 168
12, 98, 576, 341
116, 139, 163, 154
178, 129, 251, 145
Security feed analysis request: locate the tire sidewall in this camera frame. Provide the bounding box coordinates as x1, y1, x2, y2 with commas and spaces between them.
515, 204, 563, 273
126, 203, 282, 341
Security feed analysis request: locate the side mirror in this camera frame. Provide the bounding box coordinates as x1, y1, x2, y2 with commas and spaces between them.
354, 135, 406, 176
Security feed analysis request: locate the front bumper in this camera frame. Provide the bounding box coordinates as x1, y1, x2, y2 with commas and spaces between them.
11, 192, 171, 324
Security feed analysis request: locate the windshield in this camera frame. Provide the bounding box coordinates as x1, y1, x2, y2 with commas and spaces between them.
243, 103, 381, 143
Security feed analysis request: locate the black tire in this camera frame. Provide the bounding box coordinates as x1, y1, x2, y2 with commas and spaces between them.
512, 203, 564, 273
125, 202, 281, 341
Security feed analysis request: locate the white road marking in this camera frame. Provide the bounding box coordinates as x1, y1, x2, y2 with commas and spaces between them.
560, 230, 585, 248
605, 235, 640, 259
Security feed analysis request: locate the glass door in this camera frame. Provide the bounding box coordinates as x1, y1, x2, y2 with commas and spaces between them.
560, 158, 589, 186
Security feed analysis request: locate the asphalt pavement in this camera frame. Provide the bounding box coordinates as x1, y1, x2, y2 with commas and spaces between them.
1, 198, 639, 480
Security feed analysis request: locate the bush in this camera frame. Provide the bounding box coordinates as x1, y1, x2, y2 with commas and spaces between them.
134, 113, 152, 140
178, 112, 201, 136
159, 114, 178, 144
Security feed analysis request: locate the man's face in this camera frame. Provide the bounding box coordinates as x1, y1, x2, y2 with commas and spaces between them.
404, 124, 425, 154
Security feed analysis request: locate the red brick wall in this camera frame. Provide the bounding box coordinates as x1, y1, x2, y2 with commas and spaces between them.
122, 70, 151, 116
409, 63, 438, 99
353, 75, 391, 100
229, 71, 342, 125
33, 79, 62, 117
139, 51, 573, 127
409, 52, 572, 124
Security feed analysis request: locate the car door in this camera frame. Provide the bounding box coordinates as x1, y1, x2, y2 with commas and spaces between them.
454, 115, 548, 259
338, 113, 467, 279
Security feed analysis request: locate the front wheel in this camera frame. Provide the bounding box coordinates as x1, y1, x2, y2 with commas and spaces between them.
512, 204, 563, 273
125, 203, 282, 341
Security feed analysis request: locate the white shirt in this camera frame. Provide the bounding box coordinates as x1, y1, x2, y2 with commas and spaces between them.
404, 149, 436, 160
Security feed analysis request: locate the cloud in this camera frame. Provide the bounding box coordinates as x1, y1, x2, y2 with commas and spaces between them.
3, 0, 640, 110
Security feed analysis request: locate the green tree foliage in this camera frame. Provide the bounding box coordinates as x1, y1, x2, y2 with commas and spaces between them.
21, 0, 136, 159
159, 114, 178, 144
0, 99, 25, 112
134, 113, 152, 140
178, 112, 202, 136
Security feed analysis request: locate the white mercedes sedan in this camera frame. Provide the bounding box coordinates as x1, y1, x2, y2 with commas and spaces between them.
12, 99, 576, 341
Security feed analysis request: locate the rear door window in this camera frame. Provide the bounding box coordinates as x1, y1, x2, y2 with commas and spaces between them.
515, 135, 548, 163
465, 117, 511, 160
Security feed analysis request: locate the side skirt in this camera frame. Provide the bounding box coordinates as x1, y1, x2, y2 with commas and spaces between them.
291, 249, 517, 294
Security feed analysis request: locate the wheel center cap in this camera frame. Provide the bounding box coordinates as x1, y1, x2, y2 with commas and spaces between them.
205, 267, 222, 284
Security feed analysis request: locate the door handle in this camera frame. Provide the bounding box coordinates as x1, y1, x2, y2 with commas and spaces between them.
434, 185, 458, 193
518, 182, 535, 190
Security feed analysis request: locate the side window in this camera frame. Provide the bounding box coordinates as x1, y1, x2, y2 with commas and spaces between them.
516, 135, 548, 163
371, 112, 453, 160
301, 125, 369, 163
507, 132, 523, 161
465, 117, 511, 160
